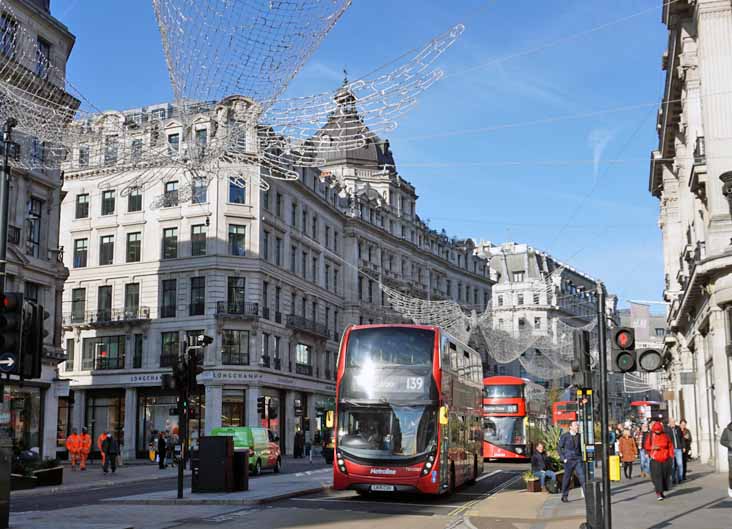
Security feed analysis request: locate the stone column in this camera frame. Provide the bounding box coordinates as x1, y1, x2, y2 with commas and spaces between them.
284, 390, 296, 456
71, 389, 86, 432
245, 385, 261, 428
123, 388, 137, 461
695, 332, 713, 465
710, 309, 732, 472
205, 385, 222, 434
42, 383, 59, 460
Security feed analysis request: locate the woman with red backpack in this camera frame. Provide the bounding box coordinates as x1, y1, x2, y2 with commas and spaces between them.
644, 421, 675, 500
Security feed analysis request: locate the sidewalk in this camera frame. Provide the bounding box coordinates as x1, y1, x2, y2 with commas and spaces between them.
103, 465, 332, 505
466, 465, 731, 529
11, 456, 326, 497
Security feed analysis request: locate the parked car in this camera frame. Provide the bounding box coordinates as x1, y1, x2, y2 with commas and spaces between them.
210, 426, 282, 475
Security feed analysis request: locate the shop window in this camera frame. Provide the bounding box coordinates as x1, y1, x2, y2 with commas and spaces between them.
222, 389, 245, 427
3, 385, 41, 454
57, 397, 71, 452
86, 392, 125, 456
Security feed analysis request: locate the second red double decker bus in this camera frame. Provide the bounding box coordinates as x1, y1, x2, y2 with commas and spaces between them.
482, 376, 542, 460
333, 324, 483, 495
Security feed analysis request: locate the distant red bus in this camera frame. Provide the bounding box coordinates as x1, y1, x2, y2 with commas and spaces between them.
482, 376, 541, 460
333, 325, 483, 495
552, 401, 578, 430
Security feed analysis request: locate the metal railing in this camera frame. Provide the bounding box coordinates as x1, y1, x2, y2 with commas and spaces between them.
216, 301, 259, 318
286, 314, 329, 339
63, 307, 150, 326
94, 356, 125, 370
296, 363, 313, 376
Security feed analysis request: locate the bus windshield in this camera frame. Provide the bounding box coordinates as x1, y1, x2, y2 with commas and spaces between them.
338, 405, 437, 459
483, 416, 525, 445
346, 327, 435, 368
484, 384, 523, 399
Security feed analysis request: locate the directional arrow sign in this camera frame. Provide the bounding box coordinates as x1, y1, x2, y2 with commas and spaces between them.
0, 353, 16, 373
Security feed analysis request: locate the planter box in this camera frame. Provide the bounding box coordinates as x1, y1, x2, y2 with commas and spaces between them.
526, 479, 542, 492
33, 467, 63, 487
10, 474, 37, 491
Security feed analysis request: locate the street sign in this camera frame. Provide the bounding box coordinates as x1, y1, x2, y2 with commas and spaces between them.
0, 353, 16, 372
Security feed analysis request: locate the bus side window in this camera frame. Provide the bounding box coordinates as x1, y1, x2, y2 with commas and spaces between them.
449, 342, 458, 371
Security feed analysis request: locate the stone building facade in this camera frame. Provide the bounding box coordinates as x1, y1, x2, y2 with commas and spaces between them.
0, 0, 77, 459
649, 0, 732, 472
58, 93, 494, 459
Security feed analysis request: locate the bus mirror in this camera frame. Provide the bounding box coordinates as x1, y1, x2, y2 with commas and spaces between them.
325, 410, 334, 428
439, 406, 449, 425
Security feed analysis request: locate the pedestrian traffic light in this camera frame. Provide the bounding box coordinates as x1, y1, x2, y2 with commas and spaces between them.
611, 327, 636, 373
19, 301, 47, 379
0, 293, 24, 375
257, 396, 267, 418
571, 330, 593, 387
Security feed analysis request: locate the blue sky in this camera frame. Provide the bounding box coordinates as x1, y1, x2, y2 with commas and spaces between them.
57, 0, 669, 307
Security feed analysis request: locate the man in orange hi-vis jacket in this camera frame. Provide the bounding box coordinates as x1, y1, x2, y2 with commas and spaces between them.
79, 427, 92, 471
97, 431, 108, 467
66, 429, 80, 470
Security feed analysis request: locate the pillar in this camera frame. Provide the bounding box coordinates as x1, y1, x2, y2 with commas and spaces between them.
123, 388, 137, 460
71, 388, 86, 432
284, 390, 296, 456
710, 310, 732, 472
245, 385, 261, 428
205, 385, 222, 434
42, 381, 59, 460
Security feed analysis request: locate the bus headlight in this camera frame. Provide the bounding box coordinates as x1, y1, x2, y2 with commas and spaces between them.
421, 451, 437, 475
515, 447, 523, 455
336, 451, 347, 474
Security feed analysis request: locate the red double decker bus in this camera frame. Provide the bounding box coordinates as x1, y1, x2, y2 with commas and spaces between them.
552, 401, 578, 430
482, 376, 542, 460
333, 325, 483, 495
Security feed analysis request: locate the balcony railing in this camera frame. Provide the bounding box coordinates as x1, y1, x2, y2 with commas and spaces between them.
296, 363, 313, 376
286, 314, 329, 339
216, 301, 259, 319
63, 307, 151, 326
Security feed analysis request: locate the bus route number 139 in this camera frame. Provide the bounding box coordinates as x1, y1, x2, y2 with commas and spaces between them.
406, 377, 424, 391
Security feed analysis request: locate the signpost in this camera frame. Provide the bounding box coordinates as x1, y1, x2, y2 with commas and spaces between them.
0, 355, 15, 373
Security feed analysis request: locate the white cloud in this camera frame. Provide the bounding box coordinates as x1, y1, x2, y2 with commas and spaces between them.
588, 128, 615, 182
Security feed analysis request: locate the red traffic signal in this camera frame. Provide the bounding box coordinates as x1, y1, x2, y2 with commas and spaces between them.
614, 328, 635, 349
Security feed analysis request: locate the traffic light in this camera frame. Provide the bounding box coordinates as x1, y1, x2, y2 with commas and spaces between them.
161, 373, 177, 390
257, 396, 267, 418
571, 330, 592, 387
0, 293, 24, 375
187, 349, 204, 393
637, 348, 666, 372
19, 302, 47, 379
612, 327, 636, 373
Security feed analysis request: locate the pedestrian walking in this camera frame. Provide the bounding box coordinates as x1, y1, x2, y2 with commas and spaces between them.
618, 429, 638, 479
665, 417, 684, 484
559, 421, 586, 503
101, 431, 119, 474
531, 442, 558, 492
679, 419, 692, 481
97, 431, 108, 467
294, 429, 304, 458
644, 421, 674, 500
79, 427, 92, 471
720, 421, 732, 498
638, 422, 651, 478
65, 428, 80, 471
157, 432, 167, 470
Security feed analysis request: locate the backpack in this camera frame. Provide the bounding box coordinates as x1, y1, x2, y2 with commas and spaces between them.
546, 480, 559, 494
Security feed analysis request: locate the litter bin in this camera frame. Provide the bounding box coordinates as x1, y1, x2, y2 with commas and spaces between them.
232, 449, 249, 492
190, 450, 201, 492
194, 436, 234, 492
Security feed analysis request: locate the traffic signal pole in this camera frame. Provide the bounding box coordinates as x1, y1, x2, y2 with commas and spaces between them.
596, 282, 612, 529
0, 118, 16, 529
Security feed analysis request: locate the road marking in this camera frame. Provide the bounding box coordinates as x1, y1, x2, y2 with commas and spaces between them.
290, 497, 465, 509
448, 473, 521, 517
476, 469, 502, 482
294, 468, 332, 477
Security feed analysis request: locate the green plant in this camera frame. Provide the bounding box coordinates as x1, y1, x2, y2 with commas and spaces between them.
523, 470, 538, 482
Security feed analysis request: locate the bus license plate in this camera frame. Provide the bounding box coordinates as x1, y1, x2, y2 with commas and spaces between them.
370, 484, 395, 492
